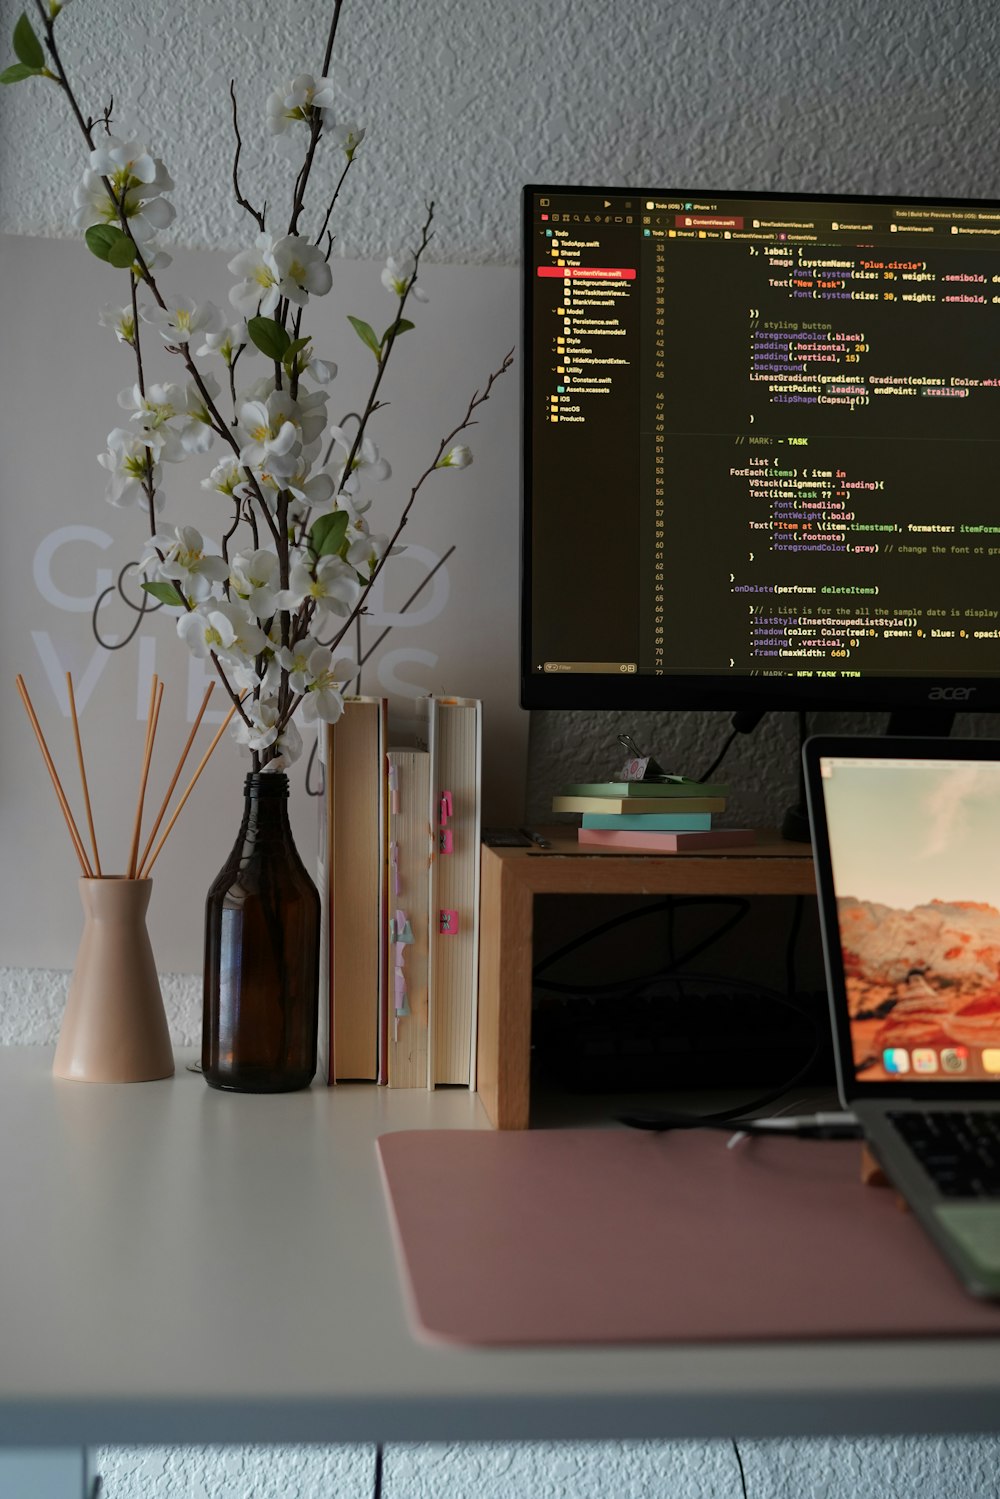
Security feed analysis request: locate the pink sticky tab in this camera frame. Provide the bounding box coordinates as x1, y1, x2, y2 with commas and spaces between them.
439, 828, 454, 855
439, 791, 453, 826
439, 908, 459, 936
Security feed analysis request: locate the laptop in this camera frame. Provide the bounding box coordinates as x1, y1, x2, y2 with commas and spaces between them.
804, 735, 1000, 1299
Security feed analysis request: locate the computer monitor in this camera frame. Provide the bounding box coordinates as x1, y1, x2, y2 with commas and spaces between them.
520, 184, 1000, 724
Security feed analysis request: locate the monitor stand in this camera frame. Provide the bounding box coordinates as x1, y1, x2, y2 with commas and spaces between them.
779, 708, 956, 843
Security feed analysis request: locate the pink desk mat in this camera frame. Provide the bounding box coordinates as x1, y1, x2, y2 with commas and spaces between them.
376, 1128, 1000, 1347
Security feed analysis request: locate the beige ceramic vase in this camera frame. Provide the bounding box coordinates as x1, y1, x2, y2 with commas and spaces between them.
53, 877, 174, 1083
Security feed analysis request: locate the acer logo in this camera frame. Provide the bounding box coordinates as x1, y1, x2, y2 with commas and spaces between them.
928, 687, 976, 701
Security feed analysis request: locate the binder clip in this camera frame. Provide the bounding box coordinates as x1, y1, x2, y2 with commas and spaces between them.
615, 733, 674, 784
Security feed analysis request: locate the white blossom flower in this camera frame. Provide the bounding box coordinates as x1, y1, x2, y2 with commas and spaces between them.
270, 234, 333, 306
380, 252, 428, 303
72, 168, 176, 245
229, 549, 281, 622
88, 136, 161, 188
178, 374, 221, 454
437, 443, 473, 469
266, 73, 336, 134
282, 457, 336, 514
232, 701, 303, 768
99, 303, 136, 345
237, 394, 300, 479
326, 419, 390, 496
274, 554, 362, 616
143, 296, 224, 346
73, 142, 174, 246
139, 525, 228, 604
177, 599, 267, 666
285, 643, 354, 724
197, 320, 255, 363
265, 715, 303, 770
118, 380, 186, 461
285, 338, 336, 384
346, 526, 395, 575
202, 457, 249, 499
293, 387, 331, 451
228, 232, 282, 318
326, 121, 365, 160
274, 634, 322, 691
231, 696, 282, 752
96, 428, 163, 509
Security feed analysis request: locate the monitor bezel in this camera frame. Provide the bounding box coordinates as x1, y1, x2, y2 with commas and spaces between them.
520, 181, 1000, 715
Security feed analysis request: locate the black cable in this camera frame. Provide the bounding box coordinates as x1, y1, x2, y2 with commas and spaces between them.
532, 898, 675, 980
698, 726, 738, 783
532, 895, 751, 990
373, 1442, 384, 1499
698, 708, 767, 782
731, 1439, 749, 1499
620, 1110, 859, 1139
619, 1032, 821, 1130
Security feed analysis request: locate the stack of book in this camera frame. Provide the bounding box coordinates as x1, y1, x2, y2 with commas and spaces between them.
316, 695, 482, 1089
552, 780, 754, 851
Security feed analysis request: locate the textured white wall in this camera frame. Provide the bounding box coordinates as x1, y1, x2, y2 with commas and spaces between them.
4, 0, 1000, 1493
4, 0, 1000, 261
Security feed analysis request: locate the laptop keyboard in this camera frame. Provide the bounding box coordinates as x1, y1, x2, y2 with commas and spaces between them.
888, 1111, 1000, 1198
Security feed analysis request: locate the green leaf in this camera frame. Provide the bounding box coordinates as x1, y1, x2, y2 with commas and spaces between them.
0, 60, 42, 82
12, 13, 44, 69
348, 315, 381, 359
247, 315, 290, 360
108, 233, 137, 268
309, 510, 350, 558
141, 580, 186, 609
85, 223, 134, 264
381, 318, 415, 346
281, 335, 311, 367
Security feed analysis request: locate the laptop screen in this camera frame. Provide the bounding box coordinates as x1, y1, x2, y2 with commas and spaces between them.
811, 748, 1000, 1090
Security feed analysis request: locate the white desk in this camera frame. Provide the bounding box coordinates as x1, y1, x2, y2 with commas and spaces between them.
2, 1046, 999, 1448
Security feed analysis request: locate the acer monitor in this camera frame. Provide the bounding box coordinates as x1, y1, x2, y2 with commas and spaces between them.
520, 184, 1000, 728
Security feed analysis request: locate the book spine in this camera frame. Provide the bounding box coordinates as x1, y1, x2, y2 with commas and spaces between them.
386, 749, 432, 1088
328, 699, 386, 1082
423, 698, 482, 1088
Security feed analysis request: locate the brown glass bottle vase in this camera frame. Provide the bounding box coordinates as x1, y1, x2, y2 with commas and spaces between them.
203, 772, 320, 1091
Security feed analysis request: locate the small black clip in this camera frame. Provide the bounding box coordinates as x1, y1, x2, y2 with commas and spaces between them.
616, 733, 672, 782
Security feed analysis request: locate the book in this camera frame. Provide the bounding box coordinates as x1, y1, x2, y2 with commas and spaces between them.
578, 827, 756, 851
386, 748, 433, 1088
320, 697, 388, 1083
417, 697, 482, 1088
553, 795, 725, 816
562, 780, 729, 799
580, 812, 712, 831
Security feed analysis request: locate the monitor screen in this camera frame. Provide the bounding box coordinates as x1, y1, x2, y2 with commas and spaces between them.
521, 184, 1000, 716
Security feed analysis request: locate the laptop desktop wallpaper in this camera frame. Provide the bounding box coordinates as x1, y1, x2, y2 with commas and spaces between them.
821, 757, 1000, 1083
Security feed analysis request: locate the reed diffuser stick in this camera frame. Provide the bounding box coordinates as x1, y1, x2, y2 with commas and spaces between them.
66, 671, 102, 878
140, 699, 243, 878
135, 683, 215, 878
15, 674, 93, 877
128, 675, 163, 879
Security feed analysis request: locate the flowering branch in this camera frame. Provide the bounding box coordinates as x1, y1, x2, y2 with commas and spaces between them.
4, 0, 511, 774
